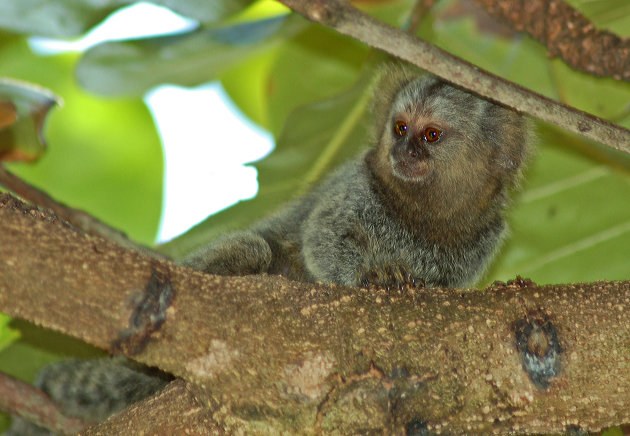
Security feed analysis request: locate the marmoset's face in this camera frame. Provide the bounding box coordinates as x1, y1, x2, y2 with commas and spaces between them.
387, 109, 445, 182
380, 76, 500, 186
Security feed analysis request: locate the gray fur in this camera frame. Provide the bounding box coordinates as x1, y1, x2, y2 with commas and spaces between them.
184, 69, 530, 289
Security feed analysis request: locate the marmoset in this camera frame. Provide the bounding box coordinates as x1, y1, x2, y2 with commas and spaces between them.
5, 66, 530, 435
184, 67, 530, 288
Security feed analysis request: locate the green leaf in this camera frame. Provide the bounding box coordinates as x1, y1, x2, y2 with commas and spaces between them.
484, 125, 630, 285
264, 23, 369, 136
0, 0, 260, 38
0, 314, 19, 353
549, 58, 630, 121
0, 78, 59, 161
1, 38, 163, 245
159, 70, 376, 259
220, 50, 277, 130
148, 0, 256, 24
221, 2, 408, 136
0, 0, 119, 37
77, 15, 305, 97
427, 17, 558, 99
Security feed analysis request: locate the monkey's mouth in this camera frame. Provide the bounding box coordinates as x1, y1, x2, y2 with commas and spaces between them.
390, 145, 431, 182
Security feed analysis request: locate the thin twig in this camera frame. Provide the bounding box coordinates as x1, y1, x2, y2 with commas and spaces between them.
278, 0, 630, 155
0, 165, 165, 259
0, 371, 88, 435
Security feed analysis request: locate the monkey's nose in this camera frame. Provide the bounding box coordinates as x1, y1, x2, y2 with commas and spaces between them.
406, 138, 430, 160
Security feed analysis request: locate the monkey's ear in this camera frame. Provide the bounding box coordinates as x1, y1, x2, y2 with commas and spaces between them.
369, 63, 421, 140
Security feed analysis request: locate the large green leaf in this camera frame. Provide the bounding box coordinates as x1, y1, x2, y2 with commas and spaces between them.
485, 125, 630, 285
264, 24, 370, 136
219, 50, 277, 130
0, 37, 163, 245
220, 0, 414, 136
77, 14, 305, 97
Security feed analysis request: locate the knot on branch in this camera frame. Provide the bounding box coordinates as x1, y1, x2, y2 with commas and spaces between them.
514, 310, 562, 389
112, 263, 174, 355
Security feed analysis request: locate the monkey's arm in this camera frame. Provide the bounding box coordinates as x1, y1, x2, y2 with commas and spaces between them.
181, 231, 273, 276
180, 196, 313, 279
300, 161, 421, 289
302, 206, 418, 289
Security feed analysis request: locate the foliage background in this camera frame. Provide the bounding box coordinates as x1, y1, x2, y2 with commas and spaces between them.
0, 0, 629, 432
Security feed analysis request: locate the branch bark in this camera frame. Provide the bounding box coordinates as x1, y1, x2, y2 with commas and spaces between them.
277, 0, 630, 155
0, 372, 88, 435
0, 165, 164, 260
79, 379, 220, 436
472, 0, 630, 82
1, 191, 629, 434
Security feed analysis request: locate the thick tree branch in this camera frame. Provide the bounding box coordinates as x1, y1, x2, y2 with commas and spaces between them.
1, 192, 629, 434
0, 165, 164, 260
472, 0, 630, 82
277, 0, 630, 155
79, 379, 220, 436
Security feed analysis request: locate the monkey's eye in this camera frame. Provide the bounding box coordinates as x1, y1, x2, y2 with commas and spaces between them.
423, 127, 442, 143
394, 120, 407, 137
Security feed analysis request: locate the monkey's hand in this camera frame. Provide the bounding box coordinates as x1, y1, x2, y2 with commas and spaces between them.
357, 262, 424, 291
181, 231, 272, 276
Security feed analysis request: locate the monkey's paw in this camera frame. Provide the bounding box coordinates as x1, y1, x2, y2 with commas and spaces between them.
357, 263, 424, 291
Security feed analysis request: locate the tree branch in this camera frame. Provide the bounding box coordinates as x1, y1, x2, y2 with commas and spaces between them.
79, 379, 220, 435
0, 164, 164, 260
1, 191, 629, 434
0, 372, 88, 435
277, 0, 630, 155
472, 0, 630, 82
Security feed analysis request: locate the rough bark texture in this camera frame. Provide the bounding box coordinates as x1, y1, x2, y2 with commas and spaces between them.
0, 165, 162, 259
1, 192, 629, 434
79, 380, 219, 436
472, 0, 630, 82
277, 0, 630, 156
0, 372, 88, 435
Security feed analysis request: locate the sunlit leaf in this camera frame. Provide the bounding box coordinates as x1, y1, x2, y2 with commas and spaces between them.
77, 15, 305, 97
0, 78, 58, 162
160, 70, 376, 258
220, 51, 277, 130
221, 0, 412, 136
